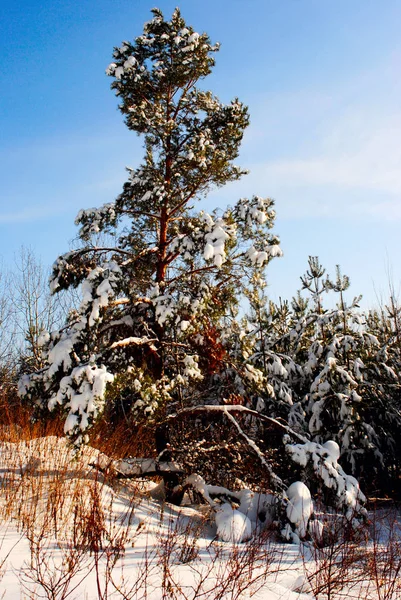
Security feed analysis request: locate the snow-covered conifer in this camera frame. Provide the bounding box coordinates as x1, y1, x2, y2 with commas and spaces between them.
19, 9, 282, 448
255, 258, 401, 487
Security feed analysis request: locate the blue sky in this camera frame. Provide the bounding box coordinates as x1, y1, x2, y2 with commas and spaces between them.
1, 0, 401, 308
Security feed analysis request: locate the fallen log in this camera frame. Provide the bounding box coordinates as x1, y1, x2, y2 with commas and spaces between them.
91, 456, 185, 479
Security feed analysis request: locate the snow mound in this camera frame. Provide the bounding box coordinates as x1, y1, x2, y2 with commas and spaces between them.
238, 489, 276, 525
215, 503, 252, 543
323, 440, 340, 462
285, 481, 313, 539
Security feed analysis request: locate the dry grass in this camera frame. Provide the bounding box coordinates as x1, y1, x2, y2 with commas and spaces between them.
301, 508, 401, 600
0, 391, 400, 599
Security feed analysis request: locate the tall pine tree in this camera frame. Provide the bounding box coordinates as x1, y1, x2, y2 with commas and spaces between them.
19, 8, 283, 447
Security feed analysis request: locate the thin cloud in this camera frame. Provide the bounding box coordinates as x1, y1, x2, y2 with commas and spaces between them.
259, 115, 401, 195
239, 57, 401, 219
0, 204, 66, 224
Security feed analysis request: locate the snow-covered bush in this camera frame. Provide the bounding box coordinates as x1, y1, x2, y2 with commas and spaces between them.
285, 439, 366, 518
281, 481, 313, 542
215, 503, 252, 543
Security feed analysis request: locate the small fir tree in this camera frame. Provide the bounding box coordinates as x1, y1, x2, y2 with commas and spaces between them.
254, 257, 401, 488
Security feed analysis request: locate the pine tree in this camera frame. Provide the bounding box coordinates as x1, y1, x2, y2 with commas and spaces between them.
261, 257, 401, 488
361, 305, 401, 490
244, 281, 301, 423
19, 8, 283, 448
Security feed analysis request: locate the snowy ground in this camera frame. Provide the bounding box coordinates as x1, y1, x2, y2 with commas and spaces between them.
0, 436, 400, 599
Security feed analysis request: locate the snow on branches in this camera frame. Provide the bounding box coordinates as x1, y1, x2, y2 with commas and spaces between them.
285, 438, 366, 520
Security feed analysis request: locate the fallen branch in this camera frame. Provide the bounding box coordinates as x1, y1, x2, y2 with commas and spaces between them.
223, 408, 285, 491
92, 456, 184, 479
164, 404, 308, 444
